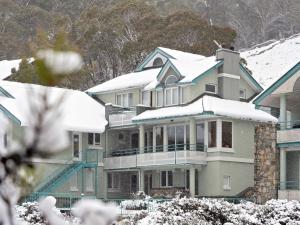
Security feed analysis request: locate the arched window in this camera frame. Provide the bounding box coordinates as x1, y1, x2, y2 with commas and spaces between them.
165, 75, 177, 85
153, 57, 163, 67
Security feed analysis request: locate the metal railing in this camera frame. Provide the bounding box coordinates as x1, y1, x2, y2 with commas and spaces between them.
108, 108, 136, 127
277, 120, 300, 130
106, 144, 207, 158
279, 181, 299, 190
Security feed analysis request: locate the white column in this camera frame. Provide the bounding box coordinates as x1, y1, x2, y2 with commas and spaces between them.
189, 167, 195, 197
189, 118, 196, 150
139, 170, 145, 193
163, 125, 168, 152
280, 149, 287, 189
279, 94, 287, 129
139, 124, 145, 153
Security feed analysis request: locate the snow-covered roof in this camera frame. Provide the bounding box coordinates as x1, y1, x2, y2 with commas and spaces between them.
241, 33, 300, 89
157, 47, 205, 61
0, 59, 22, 80
0, 81, 107, 133
86, 68, 161, 93
132, 95, 277, 123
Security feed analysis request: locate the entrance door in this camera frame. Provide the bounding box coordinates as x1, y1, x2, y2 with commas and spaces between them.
130, 174, 138, 194
72, 132, 81, 160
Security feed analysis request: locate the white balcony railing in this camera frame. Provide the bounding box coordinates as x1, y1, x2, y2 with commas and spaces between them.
277, 129, 300, 144
109, 110, 136, 127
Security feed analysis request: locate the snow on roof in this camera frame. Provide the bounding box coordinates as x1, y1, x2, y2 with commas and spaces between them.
0, 81, 107, 133
170, 56, 220, 83
241, 33, 300, 89
0, 59, 22, 80
158, 47, 205, 61
132, 95, 277, 123
86, 68, 161, 93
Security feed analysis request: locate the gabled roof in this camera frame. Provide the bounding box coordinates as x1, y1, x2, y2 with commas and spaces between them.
132, 95, 277, 123
253, 61, 300, 105
0, 81, 107, 133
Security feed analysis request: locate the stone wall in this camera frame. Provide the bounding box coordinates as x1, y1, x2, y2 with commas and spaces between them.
254, 123, 279, 204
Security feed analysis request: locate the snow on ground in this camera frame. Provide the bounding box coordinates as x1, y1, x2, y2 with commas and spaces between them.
241, 33, 300, 89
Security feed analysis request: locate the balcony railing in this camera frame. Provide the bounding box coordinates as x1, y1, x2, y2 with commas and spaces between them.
277, 120, 300, 130
108, 107, 136, 127
107, 143, 207, 157
279, 181, 300, 190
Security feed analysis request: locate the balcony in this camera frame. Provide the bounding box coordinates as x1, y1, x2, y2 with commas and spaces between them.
104, 144, 207, 169
277, 120, 300, 144
108, 107, 136, 127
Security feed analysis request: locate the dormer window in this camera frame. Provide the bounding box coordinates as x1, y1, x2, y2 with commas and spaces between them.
165, 75, 177, 85
153, 57, 163, 67
165, 87, 178, 106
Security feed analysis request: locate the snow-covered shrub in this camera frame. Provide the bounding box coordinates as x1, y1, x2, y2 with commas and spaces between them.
121, 193, 153, 210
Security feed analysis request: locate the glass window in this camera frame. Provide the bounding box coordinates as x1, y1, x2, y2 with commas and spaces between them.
155, 127, 164, 152
161, 170, 173, 187
153, 57, 163, 67
165, 87, 178, 106
108, 173, 120, 190
186, 170, 190, 189
165, 88, 172, 106
196, 123, 205, 151
116, 93, 133, 107
88, 133, 101, 146
128, 93, 133, 107
223, 175, 231, 190
176, 125, 185, 150
205, 84, 217, 93
168, 171, 173, 186
165, 75, 177, 85
142, 91, 150, 106
222, 121, 232, 148
172, 87, 178, 105
156, 90, 163, 107
108, 173, 112, 189
116, 94, 122, 106
88, 133, 94, 145
95, 133, 101, 145
240, 89, 246, 99
167, 126, 176, 151
208, 121, 216, 148
73, 133, 80, 158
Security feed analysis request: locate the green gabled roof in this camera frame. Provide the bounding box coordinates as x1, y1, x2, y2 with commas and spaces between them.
156, 59, 182, 81
253, 61, 300, 105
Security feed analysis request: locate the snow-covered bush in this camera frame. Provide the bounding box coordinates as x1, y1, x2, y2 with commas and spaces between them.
123, 197, 300, 225
121, 193, 153, 210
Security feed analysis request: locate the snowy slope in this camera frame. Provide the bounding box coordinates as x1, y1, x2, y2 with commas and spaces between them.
241, 34, 300, 88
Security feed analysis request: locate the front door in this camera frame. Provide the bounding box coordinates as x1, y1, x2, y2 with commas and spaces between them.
130, 174, 138, 194
72, 132, 81, 160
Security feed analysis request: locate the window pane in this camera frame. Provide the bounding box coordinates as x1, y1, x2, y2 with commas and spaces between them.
165, 89, 172, 106
161, 171, 166, 187
128, 93, 133, 107
122, 94, 127, 107
142, 91, 150, 106
205, 84, 216, 93
167, 126, 175, 151
186, 170, 190, 189
88, 133, 94, 145
176, 125, 185, 150
208, 121, 216, 148
95, 133, 101, 145
113, 173, 119, 189
117, 95, 122, 106
222, 121, 232, 148
156, 127, 164, 152
172, 88, 178, 104
168, 171, 173, 186
108, 174, 112, 189
165, 75, 177, 84
186, 125, 190, 150
73, 134, 79, 158
196, 124, 204, 151
157, 91, 163, 107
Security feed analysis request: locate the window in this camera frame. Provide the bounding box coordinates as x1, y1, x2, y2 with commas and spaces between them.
156, 90, 163, 107
167, 125, 185, 151
208, 121, 216, 148
222, 121, 232, 148
205, 84, 217, 94
165, 75, 177, 85
108, 173, 120, 190
153, 57, 163, 67
196, 123, 205, 151
88, 133, 101, 146
116, 93, 133, 107
223, 175, 231, 190
70, 173, 78, 191
165, 87, 178, 106
161, 171, 173, 187
239, 89, 246, 99
73, 133, 80, 159
155, 127, 164, 152
142, 91, 150, 106
85, 168, 94, 192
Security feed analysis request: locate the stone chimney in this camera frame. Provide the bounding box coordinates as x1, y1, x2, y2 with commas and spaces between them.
216, 48, 240, 76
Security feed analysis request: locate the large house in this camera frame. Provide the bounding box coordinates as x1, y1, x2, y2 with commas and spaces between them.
87, 47, 276, 199
0, 81, 107, 207
254, 61, 300, 201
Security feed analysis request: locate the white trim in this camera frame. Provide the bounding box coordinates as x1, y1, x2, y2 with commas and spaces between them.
206, 156, 254, 163
218, 73, 240, 80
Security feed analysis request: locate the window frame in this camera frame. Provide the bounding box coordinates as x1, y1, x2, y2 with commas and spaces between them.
160, 170, 173, 187
207, 121, 217, 148
108, 173, 121, 192
116, 93, 134, 107
222, 121, 233, 149
165, 75, 177, 85
223, 175, 231, 190
205, 83, 217, 94
164, 87, 178, 106
88, 133, 101, 147
141, 90, 151, 106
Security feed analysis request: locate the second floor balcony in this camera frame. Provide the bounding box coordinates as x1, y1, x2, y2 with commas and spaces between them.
104, 144, 207, 169
277, 120, 300, 145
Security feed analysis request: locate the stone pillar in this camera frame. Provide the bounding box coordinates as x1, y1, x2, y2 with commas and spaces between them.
139, 124, 145, 154
189, 118, 196, 150
189, 167, 196, 197
139, 169, 145, 193
163, 125, 168, 152
280, 149, 286, 189
254, 123, 278, 204
279, 94, 287, 129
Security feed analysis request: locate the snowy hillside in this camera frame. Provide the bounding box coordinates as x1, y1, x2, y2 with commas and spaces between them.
0, 59, 22, 80
241, 34, 300, 88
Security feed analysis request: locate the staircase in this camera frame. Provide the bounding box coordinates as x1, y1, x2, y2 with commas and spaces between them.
25, 161, 84, 202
